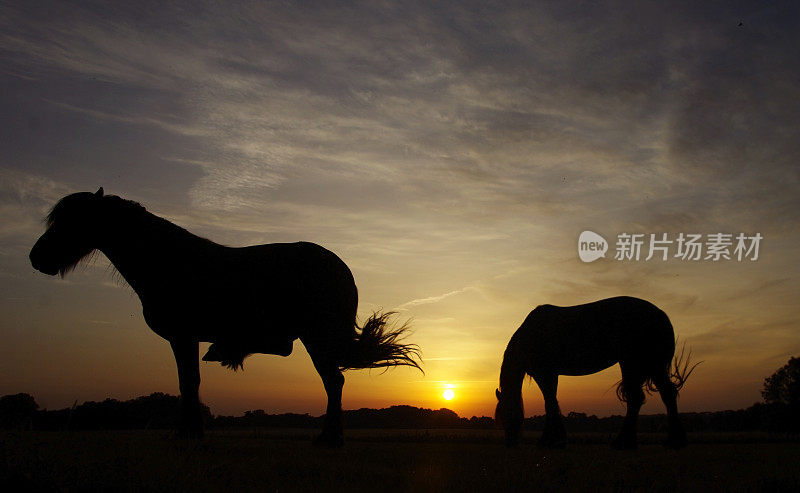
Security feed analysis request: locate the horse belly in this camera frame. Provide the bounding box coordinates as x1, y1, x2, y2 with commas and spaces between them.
531, 320, 621, 376
203, 304, 296, 341
556, 356, 618, 376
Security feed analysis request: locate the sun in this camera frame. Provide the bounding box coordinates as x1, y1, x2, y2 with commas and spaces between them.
441, 382, 457, 401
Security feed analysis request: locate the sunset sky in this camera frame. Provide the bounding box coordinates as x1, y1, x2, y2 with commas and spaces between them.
1, 1, 798, 419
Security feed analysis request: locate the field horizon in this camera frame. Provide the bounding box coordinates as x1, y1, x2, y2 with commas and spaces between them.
8, 390, 795, 436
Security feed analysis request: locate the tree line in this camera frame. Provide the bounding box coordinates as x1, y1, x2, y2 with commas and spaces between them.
2, 357, 797, 434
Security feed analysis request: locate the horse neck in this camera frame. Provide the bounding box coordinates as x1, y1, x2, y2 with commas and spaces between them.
96, 210, 188, 293
499, 338, 525, 397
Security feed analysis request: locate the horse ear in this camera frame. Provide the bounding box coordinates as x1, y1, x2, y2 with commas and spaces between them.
496, 388, 502, 400
95, 187, 104, 197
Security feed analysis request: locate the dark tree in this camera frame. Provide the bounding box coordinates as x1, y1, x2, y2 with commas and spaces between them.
762, 356, 800, 406
0, 393, 39, 429
760, 356, 800, 434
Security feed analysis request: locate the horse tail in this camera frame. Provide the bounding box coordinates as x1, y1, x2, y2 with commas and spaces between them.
664, 339, 701, 393
616, 339, 701, 402
338, 311, 422, 372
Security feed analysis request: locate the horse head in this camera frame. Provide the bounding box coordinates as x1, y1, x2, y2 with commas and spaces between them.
495, 387, 524, 447
30, 187, 105, 277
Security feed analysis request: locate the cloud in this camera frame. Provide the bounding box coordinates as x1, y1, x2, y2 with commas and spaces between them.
0, 0, 685, 224
396, 286, 478, 310
2, 0, 799, 414
0, 168, 73, 243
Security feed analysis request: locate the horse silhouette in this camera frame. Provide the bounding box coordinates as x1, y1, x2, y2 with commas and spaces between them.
495, 296, 696, 449
29, 188, 421, 446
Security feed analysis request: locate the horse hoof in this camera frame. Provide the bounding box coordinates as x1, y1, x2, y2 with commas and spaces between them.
312, 433, 344, 448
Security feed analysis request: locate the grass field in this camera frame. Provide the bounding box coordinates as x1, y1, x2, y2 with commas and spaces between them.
2, 429, 799, 492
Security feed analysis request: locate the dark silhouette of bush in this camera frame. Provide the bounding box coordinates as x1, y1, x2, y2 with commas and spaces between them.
33, 393, 212, 430
760, 357, 800, 433
763, 357, 800, 406
8, 390, 800, 436
0, 393, 38, 429
212, 406, 472, 430
213, 410, 321, 428
344, 405, 462, 429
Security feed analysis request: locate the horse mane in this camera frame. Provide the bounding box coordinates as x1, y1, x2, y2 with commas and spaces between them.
46, 193, 146, 227
499, 335, 526, 389
103, 195, 147, 214
45, 192, 210, 279
496, 337, 526, 423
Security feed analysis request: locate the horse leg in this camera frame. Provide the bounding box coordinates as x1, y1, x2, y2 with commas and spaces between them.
654, 372, 688, 449
612, 365, 644, 450
533, 372, 566, 448
169, 338, 203, 439
306, 342, 345, 448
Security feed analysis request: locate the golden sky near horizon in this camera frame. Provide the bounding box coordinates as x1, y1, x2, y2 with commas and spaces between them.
1, 1, 799, 418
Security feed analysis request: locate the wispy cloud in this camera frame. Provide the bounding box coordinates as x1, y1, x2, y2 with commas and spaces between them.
2, 0, 798, 416
397, 287, 478, 310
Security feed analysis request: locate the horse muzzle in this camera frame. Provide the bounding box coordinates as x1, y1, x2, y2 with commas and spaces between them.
29, 245, 59, 276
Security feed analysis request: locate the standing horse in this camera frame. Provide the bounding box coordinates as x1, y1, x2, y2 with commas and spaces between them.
29, 188, 421, 446
495, 296, 695, 449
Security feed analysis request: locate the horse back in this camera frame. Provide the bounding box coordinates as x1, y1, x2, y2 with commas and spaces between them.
517, 296, 674, 376
141, 241, 358, 342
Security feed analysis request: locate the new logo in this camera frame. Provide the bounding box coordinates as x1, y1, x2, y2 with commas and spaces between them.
578, 231, 608, 263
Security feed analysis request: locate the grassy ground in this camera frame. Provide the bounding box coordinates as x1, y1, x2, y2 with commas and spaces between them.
2, 430, 799, 492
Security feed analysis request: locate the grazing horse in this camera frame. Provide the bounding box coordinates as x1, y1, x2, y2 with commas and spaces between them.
29, 188, 421, 446
495, 296, 696, 449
